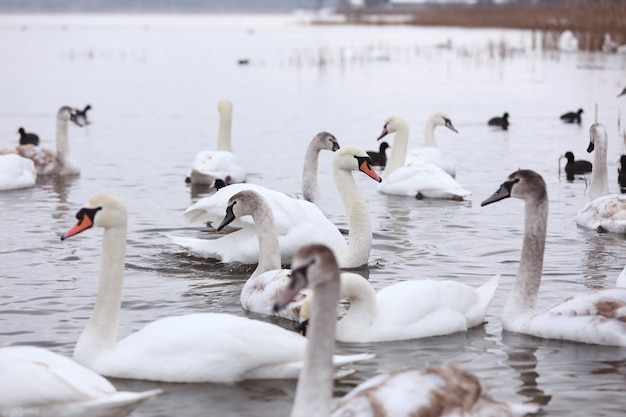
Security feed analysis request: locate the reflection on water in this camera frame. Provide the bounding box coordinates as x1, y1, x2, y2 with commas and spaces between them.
502, 331, 552, 412
580, 232, 625, 289
0, 13, 625, 417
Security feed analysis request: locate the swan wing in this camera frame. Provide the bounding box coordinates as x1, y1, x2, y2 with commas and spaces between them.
191, 150, 246, 184
169, 222, 345, 263
366, 280, 492, 341
92, 313, 309, 383
90, 313, 371, 383
576, 194, 626, 233
0, 154, 36, 191
15, 144, 58, 176
379, 164, 470, 199
183, 183, 318, 231
0, 346, 116, 404
331, 364, 539, 417
406, 148, 456, 177
172, 184, 346, 262
0, 346, 160, 417
527, 288, 626, 346
169, 227, 266, 263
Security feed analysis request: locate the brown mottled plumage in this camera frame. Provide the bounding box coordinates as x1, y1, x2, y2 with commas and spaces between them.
1, 106, 82, 176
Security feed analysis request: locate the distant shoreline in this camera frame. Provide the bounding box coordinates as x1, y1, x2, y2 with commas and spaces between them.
326, 3, 626, 52
1, 3, 624, 52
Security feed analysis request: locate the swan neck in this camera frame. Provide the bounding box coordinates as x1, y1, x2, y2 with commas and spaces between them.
336, 274, 378, 338
589, 136, 609, 201
216, 108, 233, 152
384, 124, 409, 179
251, 204, 282, 277
503, 197, 547, 326
56, 117, 70, 161
73, 226, 126, 365
302, 142, 320, 203
332, 165, 371, 268
423, 119, 437, 147
291, 275, 339, 417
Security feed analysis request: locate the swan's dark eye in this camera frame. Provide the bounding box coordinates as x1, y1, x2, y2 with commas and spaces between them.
75, 207, 102, 223
355, 155, 373, 165
503, 178, 520, 192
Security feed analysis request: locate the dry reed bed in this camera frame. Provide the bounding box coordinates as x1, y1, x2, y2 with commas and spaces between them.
334, 3, 626, 52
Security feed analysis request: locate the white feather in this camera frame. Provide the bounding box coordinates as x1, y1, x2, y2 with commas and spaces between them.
0, 154, 36, 191
376, 116, 470, 200
0, 345, 160, 417
335, 273, 499, 343
63, 194, 372, 384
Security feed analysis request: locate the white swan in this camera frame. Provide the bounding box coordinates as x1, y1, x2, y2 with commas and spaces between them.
558, 30, 578, 52
0, 106, 82, 176
576, 123, 626, 233
0, 345, 160, 417
274, 244, 539, 417
217, 189, 310, 321
0, 154, 36, 191
405, 112, 458, 178
333, 271, 498, 343
301, 131, 340, 204
61, 194, 372, 383
188, 99, 246, 186
170, 145, 381, 268
482, 169, 626, 346
376, 116, 471, 200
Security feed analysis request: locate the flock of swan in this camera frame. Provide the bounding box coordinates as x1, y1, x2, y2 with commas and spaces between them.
1, 98, 626, 417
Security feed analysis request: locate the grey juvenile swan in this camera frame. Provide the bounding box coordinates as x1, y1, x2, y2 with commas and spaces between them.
275, 244, 539, 417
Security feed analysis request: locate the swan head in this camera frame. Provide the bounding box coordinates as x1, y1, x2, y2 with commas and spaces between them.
481, 169, 546, 207
274, 244, 338, 312
217, 99, 233, 114
377, 116, 408, 140
58, 105, 83, 127
429, 112, 458, 133
61, 194, 127, 240
216, 190, 266, 231
312, 131, 340, 152
587, 123, 607, 153
333, 145, 381, 182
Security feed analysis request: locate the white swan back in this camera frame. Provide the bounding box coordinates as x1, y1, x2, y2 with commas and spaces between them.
0, 154, 36, 190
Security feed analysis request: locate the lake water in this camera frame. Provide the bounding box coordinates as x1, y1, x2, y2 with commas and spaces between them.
0, 13, 625, 417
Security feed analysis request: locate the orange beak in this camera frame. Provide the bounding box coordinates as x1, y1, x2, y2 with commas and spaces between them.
61, 214, 94, 240
359, 160, 382, 183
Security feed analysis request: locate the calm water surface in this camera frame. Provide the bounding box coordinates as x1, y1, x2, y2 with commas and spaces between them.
0, 13, 625, 417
